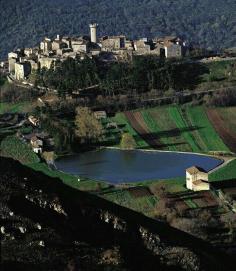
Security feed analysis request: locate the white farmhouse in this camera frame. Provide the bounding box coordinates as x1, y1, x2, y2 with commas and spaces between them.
186, 166, 210, 192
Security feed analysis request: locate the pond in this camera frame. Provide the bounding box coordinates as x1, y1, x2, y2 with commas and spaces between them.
55, 149, 222, 184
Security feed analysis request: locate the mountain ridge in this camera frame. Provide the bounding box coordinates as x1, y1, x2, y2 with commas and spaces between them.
0, 0, 236, 59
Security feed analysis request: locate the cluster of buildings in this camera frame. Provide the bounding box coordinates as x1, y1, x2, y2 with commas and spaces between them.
7, 24, 188, 81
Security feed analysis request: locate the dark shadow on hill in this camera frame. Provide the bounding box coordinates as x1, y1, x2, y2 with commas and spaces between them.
1, 157, 236, 271
210, 179, 236, 190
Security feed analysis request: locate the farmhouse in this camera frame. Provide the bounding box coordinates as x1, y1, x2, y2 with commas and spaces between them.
186, 166, 210, 192
28, 115, 40, 127
94, 111, 107, 120
30, 136, 43, 154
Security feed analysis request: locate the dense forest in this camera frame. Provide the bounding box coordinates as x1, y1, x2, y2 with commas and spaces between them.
0, 0, 236, 59
35, 56, 208, 96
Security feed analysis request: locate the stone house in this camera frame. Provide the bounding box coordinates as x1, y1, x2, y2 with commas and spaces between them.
186, 166, 210, 192
38, 57, 57, 69
28, 115, 40, 127
101, 36, 126, 52
71, 39, 89, 53
30, 136, 43, 154
134, 40, 151, 55
40, 38, 52, 53
153, 36, 185, 58
94, 111, 107, 120
15, 62, 31, 80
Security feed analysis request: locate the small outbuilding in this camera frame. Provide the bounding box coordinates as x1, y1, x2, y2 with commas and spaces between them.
94, 111, 107, 120
30, 135, 43, 154
186, 166, 210, 192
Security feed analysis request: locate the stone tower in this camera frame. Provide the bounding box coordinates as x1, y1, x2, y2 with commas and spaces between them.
89, 23, 98, 43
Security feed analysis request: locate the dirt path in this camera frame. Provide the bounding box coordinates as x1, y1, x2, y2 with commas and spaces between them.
207, 109, 236, 152
125, 111, 163, 149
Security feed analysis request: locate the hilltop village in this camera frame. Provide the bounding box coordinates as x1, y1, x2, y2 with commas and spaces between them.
7, 24, 187, 81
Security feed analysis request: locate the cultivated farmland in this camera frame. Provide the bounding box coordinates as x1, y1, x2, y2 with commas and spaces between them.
117, 105, 230, 153
207, 107, 236, 152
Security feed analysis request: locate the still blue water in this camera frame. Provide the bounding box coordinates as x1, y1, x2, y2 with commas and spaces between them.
55, 149, 222, 183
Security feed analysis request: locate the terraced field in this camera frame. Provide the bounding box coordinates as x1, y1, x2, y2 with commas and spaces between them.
111, 112, 149, 148
116, 106, 230, 153
207, 107, 236, 152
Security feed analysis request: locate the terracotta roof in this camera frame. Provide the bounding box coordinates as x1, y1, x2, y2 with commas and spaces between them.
192, 179, 208, 186
31, 136, 38, 142
186, 166, 207, 174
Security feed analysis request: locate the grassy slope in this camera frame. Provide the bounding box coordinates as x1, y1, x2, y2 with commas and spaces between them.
186, 106, 229, 152
28, 162, 109, 192
0, 102, 29, 114
112, 112, 149, 148
0, 136, 39, 164
209, 159, 236, 181
142, 107, 192, 152
123, 105, 229, 153
214, 107, 236, 134
167, 106, 201, 152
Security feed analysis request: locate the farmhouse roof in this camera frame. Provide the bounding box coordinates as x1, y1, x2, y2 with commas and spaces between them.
192, 179, 208, 186
186, 166, 207, 175
31, 135, 38, 142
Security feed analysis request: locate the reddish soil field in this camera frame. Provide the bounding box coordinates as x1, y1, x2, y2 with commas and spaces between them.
174, 200, 189, 213
207, 109, 236, 152
125, 111, 163, 148
192, 191, 218, 208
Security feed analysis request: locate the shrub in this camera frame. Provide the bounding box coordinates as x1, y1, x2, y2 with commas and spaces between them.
120, 133, 136, 150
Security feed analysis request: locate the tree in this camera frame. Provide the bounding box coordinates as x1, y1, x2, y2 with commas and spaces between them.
74, 107, 103, 144
120, 133, 136, 150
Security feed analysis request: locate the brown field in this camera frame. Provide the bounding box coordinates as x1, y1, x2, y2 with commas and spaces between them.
192, 191, 218, 208
125, 111, 162, 148
207, 108, 236, 152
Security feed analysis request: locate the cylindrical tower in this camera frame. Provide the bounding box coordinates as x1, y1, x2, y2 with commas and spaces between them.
89, 23, 98, 43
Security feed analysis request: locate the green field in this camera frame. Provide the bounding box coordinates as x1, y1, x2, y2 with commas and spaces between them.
111, 112, 149, 148
213, 107, 236, 134
0, 136, 40, 164
0, 102, 30, 114
28, 162, 109, 192
209, 159, 236, 181
116, 105, 229, 153
185, 106, 229, 152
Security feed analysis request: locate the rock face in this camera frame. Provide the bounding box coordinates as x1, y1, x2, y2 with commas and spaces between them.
0, 157, 235, 271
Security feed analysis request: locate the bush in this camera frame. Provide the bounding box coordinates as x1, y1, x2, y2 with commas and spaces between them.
120, 133, 136, 150
207, 88, 236, 106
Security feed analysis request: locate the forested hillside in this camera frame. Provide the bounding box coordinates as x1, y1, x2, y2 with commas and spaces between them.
0, 0, 236, 59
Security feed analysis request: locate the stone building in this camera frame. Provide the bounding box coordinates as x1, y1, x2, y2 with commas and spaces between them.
40, 38, 52, 53
14, 62, 31, 80
28, 60, 38, 70
101, 36, 126, 52
38, 57, 56, 69
8, 58, 17, 73
30, 136, 43, 154
71, 38, 89, 53
24, 48, 33, 57
153, 36, 185, 58
8, 51, 22, 73
186, 166, 210, 192
62, 37, 72, 48
52, 40, 68, 51
134, 40, 151, 55
89, 23, 98, 43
